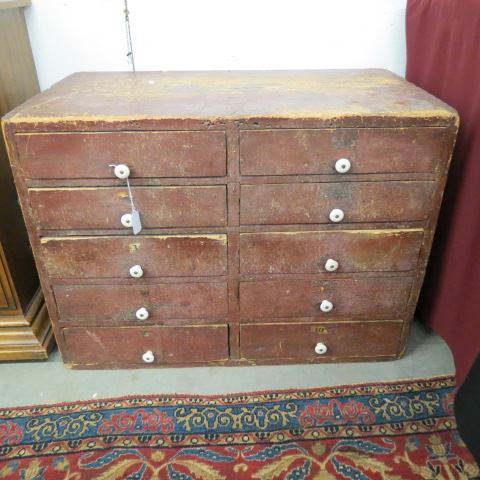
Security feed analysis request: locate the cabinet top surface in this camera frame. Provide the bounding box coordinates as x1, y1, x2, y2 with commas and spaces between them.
3, 69, 457, 127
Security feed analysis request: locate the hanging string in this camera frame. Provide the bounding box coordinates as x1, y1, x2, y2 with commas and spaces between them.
124, 0, 135, 72
126, 177, 136, 212
109, 164, 142, 234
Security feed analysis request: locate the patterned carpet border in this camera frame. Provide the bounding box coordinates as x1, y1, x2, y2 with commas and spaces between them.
1, 375, 478, 479
0, 375, 456, 416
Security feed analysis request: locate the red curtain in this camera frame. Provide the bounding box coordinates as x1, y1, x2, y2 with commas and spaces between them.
406, 0, 480, 384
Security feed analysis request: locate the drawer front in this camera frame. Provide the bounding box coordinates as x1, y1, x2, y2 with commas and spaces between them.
54, 282, 228, 323
240, 277, 412, 319
240, 128, 447, 175
240, 229, 423, 274
241, 181, 435, 225
41, 235, 227, 278
30, 186, 227, 230
16, 131, 226, 179
63, 325, 229, 365
240, 322, 402, 360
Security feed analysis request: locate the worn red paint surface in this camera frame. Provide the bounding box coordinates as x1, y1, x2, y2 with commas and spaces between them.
2, 70, 457, 368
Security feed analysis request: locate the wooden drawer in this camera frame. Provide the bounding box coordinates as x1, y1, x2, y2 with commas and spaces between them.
240, 128, 447, 175
240, 229, 423, 274
15, 131, 226, 179
54, 282, 228, 323
241, 181, 435, 225
240, 321, 403, 360
240, 277, 412, 319
63, 325, 229, 366
29, 186, 227, 230
41, 235, 227, 278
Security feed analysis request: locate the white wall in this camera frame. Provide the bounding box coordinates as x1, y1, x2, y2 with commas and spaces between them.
25, 0, 407, 91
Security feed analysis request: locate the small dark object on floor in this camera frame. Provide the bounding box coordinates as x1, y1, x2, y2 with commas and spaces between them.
455, 354, 480, 467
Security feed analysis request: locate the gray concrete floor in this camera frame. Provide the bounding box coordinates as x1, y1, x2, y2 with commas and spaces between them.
0, 321, 454, 408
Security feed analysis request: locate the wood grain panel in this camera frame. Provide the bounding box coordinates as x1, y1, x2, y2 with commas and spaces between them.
29, 186, 227, 230
240, 128, 448, 175
240, 229, 423, 274
0, 6, 38, 113
240, 277, 412, 318
0, 3, 54, 361
41, 235, 227, 278
0, 5, 40, 313
241, 181, 435, 225
0, 281, 8, 308
240, 321, 402, 359
54, 282, 228, 323
15, 131, 227, 179
63, 324, 229, 366
0, 229, 17, 313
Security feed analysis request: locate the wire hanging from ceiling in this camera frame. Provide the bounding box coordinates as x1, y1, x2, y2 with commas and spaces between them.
124, 0, 135, 72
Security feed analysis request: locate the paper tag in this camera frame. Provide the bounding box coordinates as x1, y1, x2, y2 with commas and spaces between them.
131, 208, 142, 235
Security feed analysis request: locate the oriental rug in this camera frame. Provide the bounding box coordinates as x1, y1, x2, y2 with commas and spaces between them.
0, 376, 478, 479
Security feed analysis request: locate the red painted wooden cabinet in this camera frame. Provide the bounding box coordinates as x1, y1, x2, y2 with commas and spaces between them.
1, 70, 457, 368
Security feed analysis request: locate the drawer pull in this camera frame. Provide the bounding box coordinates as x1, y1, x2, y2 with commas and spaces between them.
135, 307, 149, 320
129, 265, 144, 278
329, 208, 344, 223
335, 158, 351, 173
121, 213, 133, 228
324, 258, 339, 272
314, 342, 328, 355
142, 350, 155, 363
114, 164, 130, 179
319, 299, 333, 312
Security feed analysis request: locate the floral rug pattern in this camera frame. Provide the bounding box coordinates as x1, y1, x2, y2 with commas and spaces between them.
0, 376, 478, 479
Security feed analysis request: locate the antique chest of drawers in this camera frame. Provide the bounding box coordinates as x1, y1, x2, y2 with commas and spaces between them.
2, 70, 458, 368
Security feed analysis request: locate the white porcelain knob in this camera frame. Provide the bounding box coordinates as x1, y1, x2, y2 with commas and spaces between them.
314, 342, 328, 355
335, 158, 351, 173
320, 300, 333, 312
142, 350, 155, 363
114, 164, 130, 179
129, 265, 144, 278
121, 213, 133, 228
329, 208, 344, 223
324, 259, 339, 272
135, 307, 149, 320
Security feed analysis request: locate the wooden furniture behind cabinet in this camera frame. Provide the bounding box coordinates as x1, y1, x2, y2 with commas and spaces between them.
2, 70, 457, 368
0, 0, 53, 360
